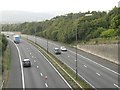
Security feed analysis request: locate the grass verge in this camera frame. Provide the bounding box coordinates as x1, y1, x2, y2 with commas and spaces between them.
2, 45, 11, 88
25, 38, 94, 90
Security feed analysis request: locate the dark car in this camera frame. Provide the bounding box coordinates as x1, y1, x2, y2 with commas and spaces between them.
7, 35, 9, 38
54, 48, 61, 54
22, 59, 31, 67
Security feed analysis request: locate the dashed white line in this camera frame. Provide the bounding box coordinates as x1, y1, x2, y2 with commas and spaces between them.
40, 73, 43, 76
68, 56, 70, 57
96, 73, 101, 76
114, 84, 120, 88
34, 47, 72, 88
30, 53, 31, 55
45, 83, 48, 88
62, 61, 95, 88
69, 50, 120, 75
34, 60, 36, 62
84, 65, 87, 68
37, 66, 39, 68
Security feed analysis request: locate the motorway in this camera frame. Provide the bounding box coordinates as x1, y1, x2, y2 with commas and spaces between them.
22, 35, 120, 89
7, 35, 71, 88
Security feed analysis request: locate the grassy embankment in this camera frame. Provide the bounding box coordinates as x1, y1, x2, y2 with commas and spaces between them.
77, 38, 120, 45
2, 45, 11, 88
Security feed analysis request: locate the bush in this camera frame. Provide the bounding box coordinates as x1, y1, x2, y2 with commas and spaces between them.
100, 29, 116, 38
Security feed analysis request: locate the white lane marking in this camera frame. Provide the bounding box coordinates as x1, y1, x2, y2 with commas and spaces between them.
62, 61, 96, 88
30, 53, 31, 55
47, 39, 120, 75
45, 83, 48, 88
96, 73, 101, 76
34, 60, 36, 62
69, 50, 120, 75
32, 56, 34, 58
24, 35, 94, 88
68, 56, 70, 57
48, 40, 120, 75
40, 73, 43, 76
84, 65, 87, 68
9, 39, 25, 89
0, 80, 4, 89
34, 47, 72, 89
114, 84, 120, 88
37, 66, 39, 68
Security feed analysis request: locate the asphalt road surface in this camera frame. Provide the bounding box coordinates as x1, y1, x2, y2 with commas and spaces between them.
7, 39, 22, 88
7, 35, 71, 89
22, 35, 120, 89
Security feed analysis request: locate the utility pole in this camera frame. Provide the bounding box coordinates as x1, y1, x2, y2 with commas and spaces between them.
75, 23, 78, 80
35, 27, 36, 44
26, 29, 28, 40
47, 36, 48, 53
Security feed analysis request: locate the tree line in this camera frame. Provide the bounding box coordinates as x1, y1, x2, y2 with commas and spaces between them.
0, 34, 8, 74
2, 7, 120, 44
0, 34, 8, 56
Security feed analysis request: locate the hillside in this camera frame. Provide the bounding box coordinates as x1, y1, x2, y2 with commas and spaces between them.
1, 11, 54, 24
2, 7, 120, 44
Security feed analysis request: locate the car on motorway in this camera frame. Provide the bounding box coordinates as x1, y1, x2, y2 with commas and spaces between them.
60, 46, 67, 51
22, 59, 31, 67
54, 48, 61, 54
7, 35, 9, 38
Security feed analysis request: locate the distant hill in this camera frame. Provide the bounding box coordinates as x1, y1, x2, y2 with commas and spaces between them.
0, 11, 55, 24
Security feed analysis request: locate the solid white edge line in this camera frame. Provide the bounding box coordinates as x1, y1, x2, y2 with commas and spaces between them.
9, 39, 25, 89
23, 35, 93, 89
47, 38, 120, 76
45, 83, 48, 88
0, 80, 4, 89
33, 46, 73, 89
113, 84, 120, 88
62, 61, 96, 88
68, 50, 120, 76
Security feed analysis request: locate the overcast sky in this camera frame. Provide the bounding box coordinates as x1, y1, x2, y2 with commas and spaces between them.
0, 0, 119, 15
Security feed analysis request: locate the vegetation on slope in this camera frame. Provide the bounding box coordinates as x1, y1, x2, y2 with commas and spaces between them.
0, 34, 8, 77
2, 7, 120, 44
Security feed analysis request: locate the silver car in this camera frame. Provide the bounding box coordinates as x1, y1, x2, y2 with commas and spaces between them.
54, 48, 61, 54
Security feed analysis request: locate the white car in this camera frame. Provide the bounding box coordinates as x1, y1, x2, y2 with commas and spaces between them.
60, 46, 67, 51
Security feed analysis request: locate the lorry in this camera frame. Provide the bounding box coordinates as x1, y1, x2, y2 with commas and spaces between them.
13, 35, 20, 44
